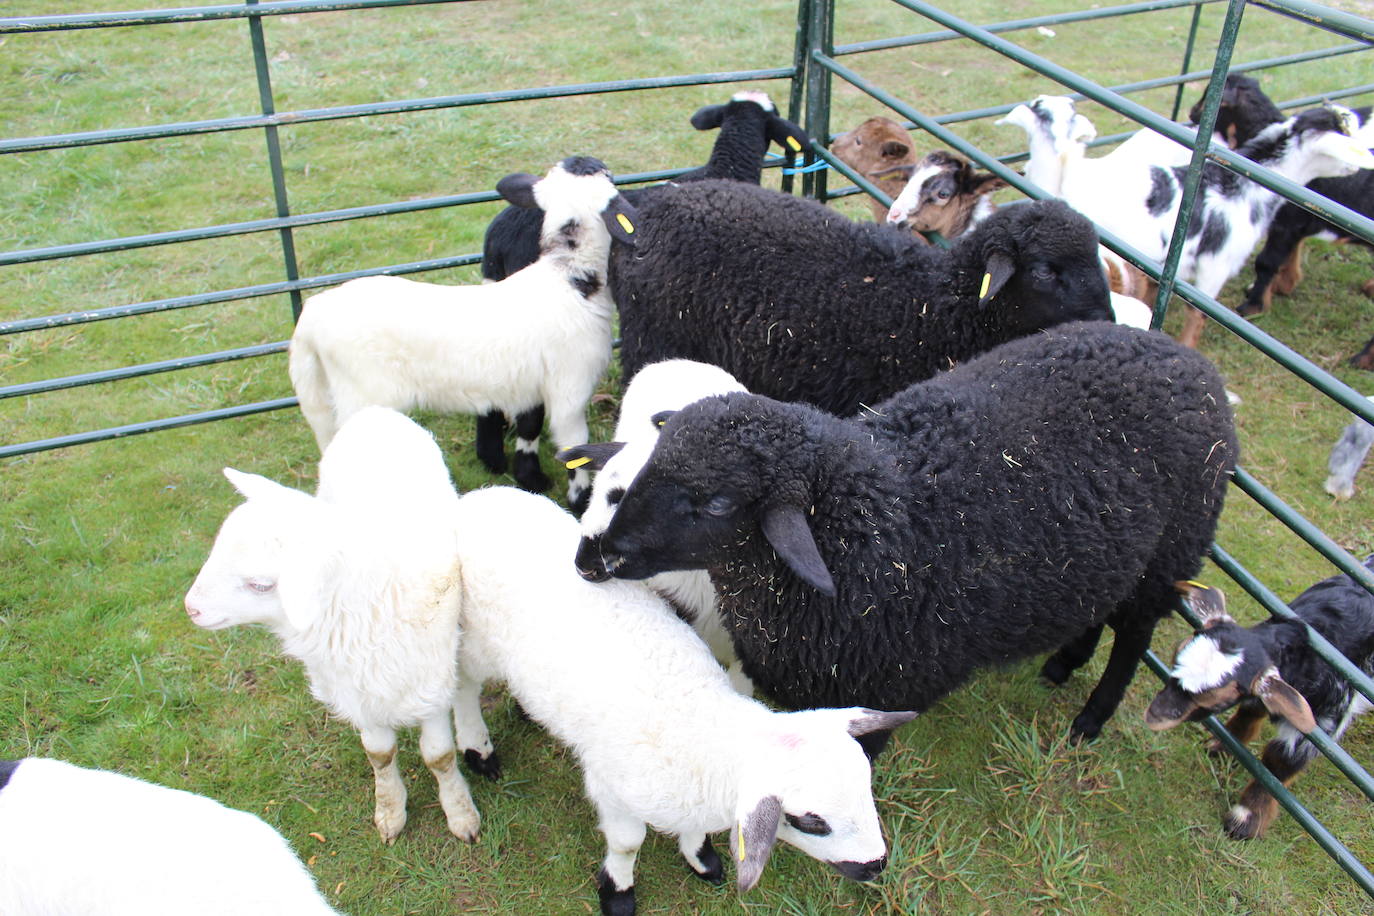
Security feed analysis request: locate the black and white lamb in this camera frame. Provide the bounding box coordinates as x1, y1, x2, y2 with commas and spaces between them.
609, 183, 1112, 415
589, 322, 1238, 746
1146, 575, 1374, 839
473, 91, 807, 474
289, 157, 638, 513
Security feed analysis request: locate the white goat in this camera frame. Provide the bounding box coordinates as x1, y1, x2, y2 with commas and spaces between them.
999, 95, 1374, 347
447, 486, 914, 915
0, 757, 340, 916
184, 407, 483, 844
558, 359, 752, 693
289, 156, 639, 514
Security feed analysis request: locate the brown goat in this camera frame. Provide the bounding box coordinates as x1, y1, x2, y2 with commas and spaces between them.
883, 150, 1008, 240
830, 117, 918, 223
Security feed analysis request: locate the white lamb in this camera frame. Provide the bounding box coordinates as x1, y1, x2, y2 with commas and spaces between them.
184, 407, 484, 844
447, 486, 915, 916
558, 359, 752, 693
0, 757, 340, 916
288, 156, 639, 514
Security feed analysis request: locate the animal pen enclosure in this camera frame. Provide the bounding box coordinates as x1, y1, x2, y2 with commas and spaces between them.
2, 0, 1372, 912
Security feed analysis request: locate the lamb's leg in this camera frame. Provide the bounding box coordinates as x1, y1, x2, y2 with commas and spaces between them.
595, 803, 647, 916
511, 405, 552, 494
419, 711, 481, 842
545, 398, 593, 517
360, 726, 407, 843
1069, 615, 1158, 743
453, 671, 501, 780
1224, 734, 1314, 840
1040, 624, 1104, 686
474, 410, 509, 474
677, 831, 724, 885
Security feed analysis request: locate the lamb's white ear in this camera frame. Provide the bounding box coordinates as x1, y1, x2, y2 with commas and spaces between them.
994, 103, 1035, 131
1310, 131, 1374, 172
1069, 112, 1097, 144
275, 530, 340, 632
223, 467, 293, 502
761, 505, 835, 596
846, 708, 919, 738
729, 792, 781, 892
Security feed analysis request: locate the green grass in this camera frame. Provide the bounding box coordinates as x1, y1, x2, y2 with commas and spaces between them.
3, 1, 1374, 914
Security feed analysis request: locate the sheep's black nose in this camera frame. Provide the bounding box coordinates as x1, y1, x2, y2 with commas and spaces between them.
832, 856, 887, 882
577, 564, 612, 583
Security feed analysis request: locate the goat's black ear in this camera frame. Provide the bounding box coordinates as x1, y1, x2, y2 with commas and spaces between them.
979, 249, 1017, 307
602, 195, 641, 246
556, 442, 627, 472
761, 505, 835, 596
1176, 581, 1233, 629
496, 173, 540, 209
1252, 668, 1317, 733
767, 115, 810, 156
880, 140, 910, 159
649, 410, 676, 429
690, 103, 727, 131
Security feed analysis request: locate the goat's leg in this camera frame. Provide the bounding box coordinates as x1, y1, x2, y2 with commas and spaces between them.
418, 711, 480, 842
474, 410, 509, 474
1207, 702, 1267, 757
1040, 624, 1104, 686
360, 725, 407, 843
511, 404, 552, 494
1271, 239, 1304, 296
453, 671, 500, 780
1349, 334, 1374, 371
1224, 734, 1313, 840
594, 801, 647, 916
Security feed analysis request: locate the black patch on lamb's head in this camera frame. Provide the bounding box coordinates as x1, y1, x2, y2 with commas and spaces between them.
558, 219, 579, 248
1028, 97, 1054, 124
785, 812, 833, 836
559, 155, 611, 177
570, 270, 603, 298
1195, 211, 1230, 256
0, 759, 20, 792
1146, 166, 1176, 217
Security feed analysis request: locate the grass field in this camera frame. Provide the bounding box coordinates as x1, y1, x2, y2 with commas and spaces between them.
3, 1, 1374, 913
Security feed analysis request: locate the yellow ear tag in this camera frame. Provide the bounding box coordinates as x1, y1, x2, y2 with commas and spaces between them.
616, 213, 635, 234
737, 823, 747, 862
1184, 579, 1208, 589
979, 272, 992, 299
565, 456, 591, 470
786, 136, 803, 152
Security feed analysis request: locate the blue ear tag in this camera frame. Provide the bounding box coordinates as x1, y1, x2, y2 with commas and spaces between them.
616, 213, 635, 234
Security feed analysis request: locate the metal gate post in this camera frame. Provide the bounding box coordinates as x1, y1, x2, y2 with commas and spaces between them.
801, 0, 834, 201
246, 0, 304, 321
1168, 3, 1205, 122
784, 0, 813, 195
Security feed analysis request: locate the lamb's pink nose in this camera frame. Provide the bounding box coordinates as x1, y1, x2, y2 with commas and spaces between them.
184, 596, 202, 621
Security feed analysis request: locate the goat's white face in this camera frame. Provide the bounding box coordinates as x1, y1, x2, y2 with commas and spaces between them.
886, 161, 946, 225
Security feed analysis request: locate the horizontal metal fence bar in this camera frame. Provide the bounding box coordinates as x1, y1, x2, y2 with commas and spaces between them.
0, 69, 795, 155
0, 398, 298, 460
1252, 0, 1374, 43
836, 0, 1217, 55
0, 253, 481, 335
0, 342, 287, 399
1230, 468, 1374, 596
0, 0, 467, 33
1142, 648, 1374, 896
1211, 544, 1374, 705
1281, 84, 1374, 109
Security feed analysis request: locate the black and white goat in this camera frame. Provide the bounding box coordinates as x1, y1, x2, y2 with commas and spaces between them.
1146, 576, 1374, 839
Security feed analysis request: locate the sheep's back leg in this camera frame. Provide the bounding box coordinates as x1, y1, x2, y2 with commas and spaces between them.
594, 801, 647, 916
360, 725, 407, 843
418, 711, 481, 842
474, 410, 510, 474
677, 831, 724, 885
512, 405, 552, 495
453, 672, 501, 780
1040, 624, 1104, 686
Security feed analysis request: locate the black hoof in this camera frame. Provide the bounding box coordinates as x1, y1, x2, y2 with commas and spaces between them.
513, 452, 552, 493
596, 868, 636, 916
1039, 657, 1073, 686
689, 838, 724, 886
1236, 301, 1265, 319
1068, 715, 1101, 745
463, 748, 502, 781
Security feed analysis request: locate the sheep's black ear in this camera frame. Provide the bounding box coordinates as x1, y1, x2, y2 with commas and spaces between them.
1252, 668, 1317, 733
729, 794, 781, 892
761, 505, 835, 596
496, 173, 540, 209
690, 103, 727, 131
602, 195, 641, 246
978, 250, 1017, 307
767, 114, 810, 156
556, 442, 626, 472
650, 410, 676, 429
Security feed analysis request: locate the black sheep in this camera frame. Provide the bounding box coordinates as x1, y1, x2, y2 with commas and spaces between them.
1145, 571, 1374, 839
589, 322, 1237, 746
609, 183, 1113, 415
473, 91, 808, 482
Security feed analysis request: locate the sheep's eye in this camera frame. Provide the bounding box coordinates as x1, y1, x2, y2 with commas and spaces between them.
785, 812, 832, 836
247, 579, 276, 593
1031, 265, 1055, 282
704, 494, 737, 518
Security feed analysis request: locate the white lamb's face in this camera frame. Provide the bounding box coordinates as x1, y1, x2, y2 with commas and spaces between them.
184, 501, 290, 630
